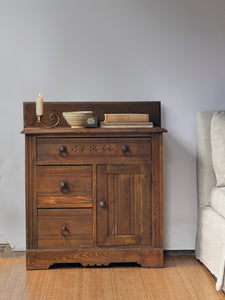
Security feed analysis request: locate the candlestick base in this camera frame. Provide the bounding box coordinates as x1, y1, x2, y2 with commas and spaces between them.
35, 112, 60, 129
36, 115, 42, 122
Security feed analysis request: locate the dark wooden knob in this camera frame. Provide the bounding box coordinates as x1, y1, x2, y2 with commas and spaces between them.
99, 201, 106, 208
59, 145, 68, 157
59, 180, 70, 194
121, 144, 130, 156
61, 225, 70, 237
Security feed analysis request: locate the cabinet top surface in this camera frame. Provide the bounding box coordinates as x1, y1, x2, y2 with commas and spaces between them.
21, 127, 167, 135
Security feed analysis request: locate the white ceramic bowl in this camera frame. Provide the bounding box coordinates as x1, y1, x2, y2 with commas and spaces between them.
63, 111, 93, 128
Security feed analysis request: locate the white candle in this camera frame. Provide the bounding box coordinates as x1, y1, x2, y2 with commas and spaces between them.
36, 93, 43, 116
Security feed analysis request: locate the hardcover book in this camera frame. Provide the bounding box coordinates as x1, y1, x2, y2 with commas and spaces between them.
101, 122, 153, 128
104, 113, 149, 123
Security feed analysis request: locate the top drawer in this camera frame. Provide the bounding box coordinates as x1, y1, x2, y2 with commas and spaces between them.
37, 137, 151, 164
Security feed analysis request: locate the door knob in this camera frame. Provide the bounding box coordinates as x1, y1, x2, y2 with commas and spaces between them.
59, 145, 68, 157
99, 201, 106, 208
61, 225, 70, 237
121, 144, 130, 156
59, 180, 70, 194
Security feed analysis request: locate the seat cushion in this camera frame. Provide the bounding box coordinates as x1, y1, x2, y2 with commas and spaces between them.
210, 187, 225, 219
210, 111, 225, 186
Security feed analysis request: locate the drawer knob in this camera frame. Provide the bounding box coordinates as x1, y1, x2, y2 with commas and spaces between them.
59, 180, 70, 194
99, 201, 106, 208
121, 144, 130, 156
61, 225, 70, 237
59, 145, 68, 157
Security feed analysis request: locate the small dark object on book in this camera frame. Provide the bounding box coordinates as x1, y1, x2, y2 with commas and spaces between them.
85, 116, 98, 128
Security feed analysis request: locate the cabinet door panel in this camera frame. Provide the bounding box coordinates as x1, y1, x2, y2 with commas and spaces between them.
97, 164, 151, 246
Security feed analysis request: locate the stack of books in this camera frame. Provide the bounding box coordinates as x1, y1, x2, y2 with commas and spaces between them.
101, 113, 153, 128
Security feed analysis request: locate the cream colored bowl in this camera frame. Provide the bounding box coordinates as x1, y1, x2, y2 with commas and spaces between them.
63, 111, 93, 128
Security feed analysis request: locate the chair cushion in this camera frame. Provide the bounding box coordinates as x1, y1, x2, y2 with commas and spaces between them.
210, 111, 225, 186
210, 187, 225, 219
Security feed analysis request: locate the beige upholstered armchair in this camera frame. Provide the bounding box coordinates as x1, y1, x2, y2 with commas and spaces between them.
196, 110, 225, 291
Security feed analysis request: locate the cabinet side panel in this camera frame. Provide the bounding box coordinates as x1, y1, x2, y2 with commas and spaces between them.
151, 134, 163, 248
92, 164, 97, 246
25, 135, 37, 249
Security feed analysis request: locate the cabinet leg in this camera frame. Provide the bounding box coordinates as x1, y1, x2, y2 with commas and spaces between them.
26, 256, 52, 270
138, 255, 164, 268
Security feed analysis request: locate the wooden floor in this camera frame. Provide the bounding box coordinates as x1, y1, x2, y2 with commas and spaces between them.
0, 256, 224, 299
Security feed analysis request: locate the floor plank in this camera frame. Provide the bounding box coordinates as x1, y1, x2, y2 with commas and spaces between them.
141, 256, 194, 299
0, 258, 26, 300
171, 256, 225, 300
0, 256, 224, 299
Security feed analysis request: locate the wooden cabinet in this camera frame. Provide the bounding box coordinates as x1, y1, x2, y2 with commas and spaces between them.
22, 101, 166, 269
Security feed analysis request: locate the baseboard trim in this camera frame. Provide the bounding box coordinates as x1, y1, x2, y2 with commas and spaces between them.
0, 244, 25, 258
164, 250, 195, 256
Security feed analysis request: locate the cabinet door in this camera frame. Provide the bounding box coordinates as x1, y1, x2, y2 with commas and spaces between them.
97, 164, 151, 246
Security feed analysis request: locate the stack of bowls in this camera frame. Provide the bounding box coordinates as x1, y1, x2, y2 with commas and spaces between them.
63, 111, 93, 128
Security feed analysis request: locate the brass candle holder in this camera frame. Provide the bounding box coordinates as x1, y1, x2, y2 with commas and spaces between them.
35, 112, 60, 129
36, 115, 42, 122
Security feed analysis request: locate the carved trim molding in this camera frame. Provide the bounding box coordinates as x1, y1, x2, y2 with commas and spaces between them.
71, 145, 114, 153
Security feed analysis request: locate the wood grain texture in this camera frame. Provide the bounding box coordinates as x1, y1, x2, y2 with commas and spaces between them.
37, 166, 92, 208
38, 209, 93, 249
1, 256, 224, 300
151, 133, 164, 248
25, 135, 38, 249
92, 164, 97, 246
26, 248, 163, 270
97, 164, 151, 247
22, 126, 166, 135
0, 258, 25, 300
36, 137, 152, 163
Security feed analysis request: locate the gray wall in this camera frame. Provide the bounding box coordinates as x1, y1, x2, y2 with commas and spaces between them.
0, 0, 225, 250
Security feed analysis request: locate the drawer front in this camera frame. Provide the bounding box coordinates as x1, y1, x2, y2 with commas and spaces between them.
37, 137, 151, 163
37, 166, 92, 208
38, 209, 93, 249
